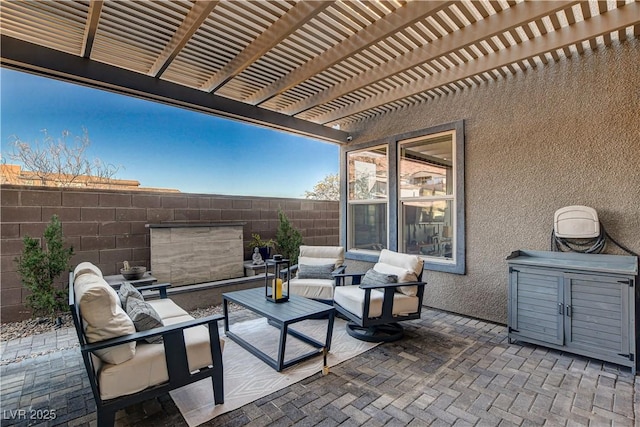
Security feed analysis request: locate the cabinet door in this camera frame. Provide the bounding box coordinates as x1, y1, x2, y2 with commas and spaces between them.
564, 273, 630, 360
509, 267, 563, 345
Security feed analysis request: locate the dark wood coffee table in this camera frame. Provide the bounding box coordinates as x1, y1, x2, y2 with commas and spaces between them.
223, 288, 335, 372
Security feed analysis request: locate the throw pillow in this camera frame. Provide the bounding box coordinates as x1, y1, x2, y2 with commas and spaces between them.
118, 282, 144, 308
373, 262, 419, 297
126, 298, 164, 344
297, 263, 335, 280
361, 268, 398, 286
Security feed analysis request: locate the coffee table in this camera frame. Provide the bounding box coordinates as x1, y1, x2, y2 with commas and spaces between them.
223, 288, 335, 372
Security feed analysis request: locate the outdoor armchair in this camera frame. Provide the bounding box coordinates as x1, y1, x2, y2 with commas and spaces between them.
333, 249, 426, 342
69, 262, 224, 427
284, 245, 346, 303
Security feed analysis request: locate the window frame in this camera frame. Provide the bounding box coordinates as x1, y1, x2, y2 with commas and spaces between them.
341, 120, 465, 274
398, 129, 458, 270
345, 144, 389, 255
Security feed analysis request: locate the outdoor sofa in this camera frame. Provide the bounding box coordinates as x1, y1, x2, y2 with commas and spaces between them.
69, 262, 224, 427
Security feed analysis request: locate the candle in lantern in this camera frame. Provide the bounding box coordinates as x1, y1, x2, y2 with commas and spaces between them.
275, 278, 283, 299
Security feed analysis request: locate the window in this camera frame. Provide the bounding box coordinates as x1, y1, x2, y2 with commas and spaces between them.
342, 120, 464, 274
347, 146, 388, 252
399, 131, 455, 264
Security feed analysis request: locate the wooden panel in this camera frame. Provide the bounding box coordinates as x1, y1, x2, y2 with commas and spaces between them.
565, 274, 627, 357
510, 268, 563, 345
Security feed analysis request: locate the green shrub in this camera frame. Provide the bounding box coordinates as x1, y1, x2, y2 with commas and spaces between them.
15, 215, 74, 318
276, 209, 303, 265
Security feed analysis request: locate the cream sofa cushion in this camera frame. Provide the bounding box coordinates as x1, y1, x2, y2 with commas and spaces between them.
333, 285, 419, 318
74, 274, 136, 364
147, 298, 189, 319
74, 261, 103, 280
374, 249, 424, 297
97, 314, 218, 400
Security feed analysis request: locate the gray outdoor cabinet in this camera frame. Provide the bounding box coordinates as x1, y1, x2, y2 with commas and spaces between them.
507, 250, 638, 374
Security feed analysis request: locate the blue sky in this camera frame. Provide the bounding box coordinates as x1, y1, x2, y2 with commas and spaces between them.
0, 68, 339, 198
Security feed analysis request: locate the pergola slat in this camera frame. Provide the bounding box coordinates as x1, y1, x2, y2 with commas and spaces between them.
283, 0, 577, 116
243, 1, 452, 106
148, 1, 219, 78
312, 1, 640, 125
201, 1, 332, 93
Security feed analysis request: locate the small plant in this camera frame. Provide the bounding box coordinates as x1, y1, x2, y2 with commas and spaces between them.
276, 209, 303, 265
15, 215, 74, 318
246, 233, 276, 250
246, 233, 276, 261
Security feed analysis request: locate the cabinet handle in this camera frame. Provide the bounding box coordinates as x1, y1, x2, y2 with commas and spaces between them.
558, 303, 564, 315
566, 305, 572, 317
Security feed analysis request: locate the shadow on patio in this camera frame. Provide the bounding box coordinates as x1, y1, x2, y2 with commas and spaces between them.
2, 306, 637, 426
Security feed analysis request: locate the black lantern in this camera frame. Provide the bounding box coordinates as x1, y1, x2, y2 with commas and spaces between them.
265, 256, 290, 303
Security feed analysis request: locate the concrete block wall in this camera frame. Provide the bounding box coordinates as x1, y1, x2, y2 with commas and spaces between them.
0, 185, 339, 321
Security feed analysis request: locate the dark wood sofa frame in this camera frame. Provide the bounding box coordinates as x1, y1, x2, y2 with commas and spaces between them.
69, 273, 224, 427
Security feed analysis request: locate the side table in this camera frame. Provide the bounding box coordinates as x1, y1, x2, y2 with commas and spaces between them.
103, 272, 158, 288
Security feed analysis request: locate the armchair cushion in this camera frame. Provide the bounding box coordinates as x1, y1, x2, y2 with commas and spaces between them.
374, 249, 424, 297
288, 246, 345, 301
333, 286, 419, 318
285, 278, 336, 300
74, 274, 136, 364
297, 263, 335, 280
298, 245, 345, 269
126, 298, 164, 344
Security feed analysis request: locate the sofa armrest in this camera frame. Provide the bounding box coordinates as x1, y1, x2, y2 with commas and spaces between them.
333, 271, 366, 286
136, 282, 171, 298
80, 314, 224, 353
111, 282, 171, 299
332, 265, 347, 275
358, 280, 426, 290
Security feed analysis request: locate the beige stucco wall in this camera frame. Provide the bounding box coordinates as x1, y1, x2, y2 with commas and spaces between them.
343, 39, 640, 324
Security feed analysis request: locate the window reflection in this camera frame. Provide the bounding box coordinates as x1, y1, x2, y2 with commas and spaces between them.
399, 131, 455, 263
347, 146, 388, 251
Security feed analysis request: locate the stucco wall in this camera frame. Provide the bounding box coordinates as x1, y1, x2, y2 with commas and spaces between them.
343, 39, 640, 324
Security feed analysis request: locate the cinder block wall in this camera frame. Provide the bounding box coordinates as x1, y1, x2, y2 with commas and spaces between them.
0, 185, 339, 321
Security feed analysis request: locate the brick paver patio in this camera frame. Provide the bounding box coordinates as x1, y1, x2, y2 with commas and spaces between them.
1, 308, 638, 426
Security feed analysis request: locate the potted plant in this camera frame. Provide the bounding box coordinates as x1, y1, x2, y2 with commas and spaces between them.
246, 233, 276, 261
15, 214, 74, 323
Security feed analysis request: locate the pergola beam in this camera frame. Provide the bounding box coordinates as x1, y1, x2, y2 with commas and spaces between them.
313, 2, 640, 125
202, 1, 332, 93
148, 0, 219, 78
81, 0, 103, 58
1, 35, 349, 144
284, 0, 577, 116
244, 1, 452, 106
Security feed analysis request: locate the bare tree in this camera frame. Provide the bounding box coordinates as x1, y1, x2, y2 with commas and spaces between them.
304, 173, 340, 201
8, 128, 120, 188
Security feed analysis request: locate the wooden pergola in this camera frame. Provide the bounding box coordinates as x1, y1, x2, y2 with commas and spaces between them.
1, 1, 639, 143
